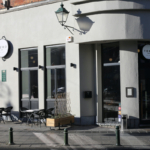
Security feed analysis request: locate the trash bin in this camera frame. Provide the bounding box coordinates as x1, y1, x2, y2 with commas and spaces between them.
121, 114, 127, 131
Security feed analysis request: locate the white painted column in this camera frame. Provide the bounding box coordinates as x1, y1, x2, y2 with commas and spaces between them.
66, 42, 81, 124
120, 41, 139, 127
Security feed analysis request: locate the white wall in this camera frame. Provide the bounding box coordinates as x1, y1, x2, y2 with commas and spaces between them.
0, 1, 75, 116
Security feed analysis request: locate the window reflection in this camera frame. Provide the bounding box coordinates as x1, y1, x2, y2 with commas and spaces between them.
21, 50, 38, 68
102, 43, 120, 123
30, 70, 38, 99
46, 46, 65, 66
102, 43, 120, 63
46, 45, 66, 101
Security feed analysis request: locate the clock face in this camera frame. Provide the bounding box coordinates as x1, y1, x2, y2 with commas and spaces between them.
0, 39, 9, 57
142, 45, 150, 59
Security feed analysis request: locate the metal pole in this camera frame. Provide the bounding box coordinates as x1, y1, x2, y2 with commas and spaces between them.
8, 127, 14, 145
116, 126, 120, 146
64, 128, 68, 146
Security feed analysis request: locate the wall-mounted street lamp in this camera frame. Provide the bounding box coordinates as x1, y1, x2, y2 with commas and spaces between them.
55, 2, 74, 35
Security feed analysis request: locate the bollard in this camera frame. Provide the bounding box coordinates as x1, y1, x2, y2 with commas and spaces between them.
64, 128, 68, 146
116, 126, 120, 146
8, 127, 14, 145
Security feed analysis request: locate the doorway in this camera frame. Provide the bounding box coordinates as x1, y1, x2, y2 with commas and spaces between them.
139, 43, 150, 123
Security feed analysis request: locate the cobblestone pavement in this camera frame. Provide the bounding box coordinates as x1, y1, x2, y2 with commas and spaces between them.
0, 122, 150, 150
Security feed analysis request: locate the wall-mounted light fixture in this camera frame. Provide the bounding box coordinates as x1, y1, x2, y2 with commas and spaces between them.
39, 65, 43, 69
55, 3, 74, 35
13, 67, 18, 71
70, 63, 76, 68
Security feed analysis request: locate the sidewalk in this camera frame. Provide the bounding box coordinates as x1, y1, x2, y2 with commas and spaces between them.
0, 121, 150, 150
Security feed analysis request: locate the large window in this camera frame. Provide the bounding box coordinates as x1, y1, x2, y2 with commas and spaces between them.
20, 48, 38, 109
102, 42, 120, 123
45, 45, 66, 109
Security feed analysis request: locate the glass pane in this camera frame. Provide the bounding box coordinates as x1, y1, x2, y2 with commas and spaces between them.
56, 12, 63, 23
103, 66, 120, 123
47, 69, 55, 99
46, 46, 65, 66
102, 42, 120, 123
62, 13, 68, 23
102, 43, 120, 64
21, 49, 38, 68
21, 71, 29, 99
30, 70, 38, 99
56, 69, 66, 95
22, 101, 29, 109
31, 101, 38, 109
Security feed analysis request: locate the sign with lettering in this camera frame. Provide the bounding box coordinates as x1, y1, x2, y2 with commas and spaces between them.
2, 70, 6, 82
142, 45, 150, 59
0, 39, 9, 57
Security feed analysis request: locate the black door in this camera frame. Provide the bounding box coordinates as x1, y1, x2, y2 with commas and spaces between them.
139, 44, 150, 124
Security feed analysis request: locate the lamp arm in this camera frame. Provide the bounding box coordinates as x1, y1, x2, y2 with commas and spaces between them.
63, 25, 74, 35
63, 24, 84, 35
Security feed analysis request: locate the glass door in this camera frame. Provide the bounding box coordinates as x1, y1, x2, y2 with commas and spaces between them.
102, 42, 120, 123
139, 43, 150, 123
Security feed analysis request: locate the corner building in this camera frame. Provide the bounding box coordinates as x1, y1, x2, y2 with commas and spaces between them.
0, 0, 150, 128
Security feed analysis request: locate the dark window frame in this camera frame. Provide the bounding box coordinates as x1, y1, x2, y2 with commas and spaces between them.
19, 48, 39, 110
44, 44, 66, 109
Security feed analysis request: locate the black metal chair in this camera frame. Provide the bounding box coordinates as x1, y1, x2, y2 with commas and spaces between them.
45, 108, 54, 118
2, 106, 13, 121
0, 108, 5, 124
33, 109, 46, 127
20, 107, 28, 124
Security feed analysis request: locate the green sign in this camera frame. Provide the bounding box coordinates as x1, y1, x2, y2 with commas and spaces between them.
2, 70, 6, 82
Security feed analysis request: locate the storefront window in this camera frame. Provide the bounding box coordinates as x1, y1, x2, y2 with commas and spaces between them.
45, 45, 66, 109
102, 42, 120, 123
20, 48, 38, 109
46, 46, 65, 66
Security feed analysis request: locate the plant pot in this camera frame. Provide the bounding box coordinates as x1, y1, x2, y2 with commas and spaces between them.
46, 116, 74, 127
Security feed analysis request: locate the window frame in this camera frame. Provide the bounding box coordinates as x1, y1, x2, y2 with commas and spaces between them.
44, 44, 66, 109
19, 47, 39, 110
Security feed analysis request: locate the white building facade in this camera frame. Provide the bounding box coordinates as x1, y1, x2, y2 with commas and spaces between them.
0, 0, 150, 128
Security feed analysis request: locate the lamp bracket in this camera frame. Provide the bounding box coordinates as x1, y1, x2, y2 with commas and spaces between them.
63, 24, 84, 35
63, 25, 74, 35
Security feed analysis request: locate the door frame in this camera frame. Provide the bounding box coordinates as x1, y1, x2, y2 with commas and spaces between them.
138, 42, 150, 124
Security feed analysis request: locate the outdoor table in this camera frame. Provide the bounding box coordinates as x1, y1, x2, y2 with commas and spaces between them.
21, 109, 42, 125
